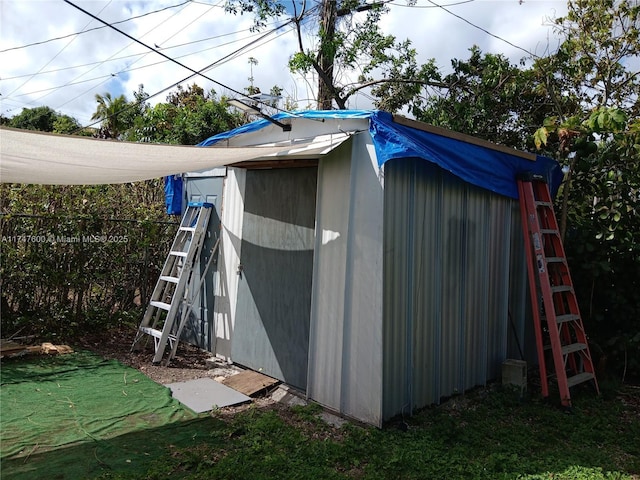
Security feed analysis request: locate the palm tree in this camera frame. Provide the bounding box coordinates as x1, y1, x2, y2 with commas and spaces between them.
91, 92, 128, 139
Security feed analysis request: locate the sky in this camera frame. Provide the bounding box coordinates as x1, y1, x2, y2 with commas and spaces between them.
0, 0, 569, 127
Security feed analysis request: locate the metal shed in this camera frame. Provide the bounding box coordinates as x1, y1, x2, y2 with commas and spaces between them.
181, 110, 562, 426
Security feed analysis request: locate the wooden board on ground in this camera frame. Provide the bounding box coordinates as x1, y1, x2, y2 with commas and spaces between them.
0, 340, 74, 358
222, 369, 280, 397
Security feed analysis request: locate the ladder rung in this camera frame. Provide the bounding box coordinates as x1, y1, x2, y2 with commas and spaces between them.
562, 343, 587, 355
535, 201, 553, 207
159, 275, 180, 284
541, 229, 559, 235
170, 250, 188, 257
551, 285, 572, 293
140, 327, 162, 338
567, 372, 594, 388
150, 300, 172, 311
556, 313, 580, 324
179, 227, 196, 233
546, 257, 565, 263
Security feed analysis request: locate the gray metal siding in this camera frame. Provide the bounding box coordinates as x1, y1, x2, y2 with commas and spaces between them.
307, 134, 384, 426
232, 167, 317, 390
383, 158, 527, 420
181, 176, 224, 352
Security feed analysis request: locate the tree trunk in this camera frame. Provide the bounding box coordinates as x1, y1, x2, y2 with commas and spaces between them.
318, 0, 337, 110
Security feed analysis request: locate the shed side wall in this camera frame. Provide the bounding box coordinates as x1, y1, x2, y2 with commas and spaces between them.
307, 133, 384, 426
383, 158, 526, 420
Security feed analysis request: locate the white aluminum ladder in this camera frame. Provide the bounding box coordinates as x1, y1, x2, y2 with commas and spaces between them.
132, 202, 214, 364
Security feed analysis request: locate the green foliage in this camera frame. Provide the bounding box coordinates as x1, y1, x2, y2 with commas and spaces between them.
0, 182, 176, 339
8, 106, 62, 132
413, 47, 553, 150
91, 92, 131, 139
126, 84, 242, 145
530, 0, 640, 381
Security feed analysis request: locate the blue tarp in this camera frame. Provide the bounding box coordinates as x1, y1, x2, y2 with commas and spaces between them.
164, 174, 183, 215
197, 110, 563, 200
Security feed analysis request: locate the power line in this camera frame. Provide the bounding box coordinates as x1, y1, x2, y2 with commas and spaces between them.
5, 1, 114, 99
6, 28, 281, 100
61, 0, 285, 107
424, 0, 537, 58
17, 0, 197, 115
66, 17, 303, 132
389, 0, 476, 8
0, 0, 194, 53
2, 25, 272, 82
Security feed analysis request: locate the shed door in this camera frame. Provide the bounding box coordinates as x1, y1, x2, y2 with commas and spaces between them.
232, 167, 317, 390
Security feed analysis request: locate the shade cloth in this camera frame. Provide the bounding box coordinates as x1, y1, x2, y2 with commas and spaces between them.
0, 127, 346, 185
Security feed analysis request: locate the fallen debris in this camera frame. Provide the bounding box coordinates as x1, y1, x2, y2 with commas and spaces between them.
0, 339, 74, 358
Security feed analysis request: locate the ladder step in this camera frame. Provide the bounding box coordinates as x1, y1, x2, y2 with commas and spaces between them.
170, 250, 188, 257
551, 285, 572, 293
541, 229, 559, 235
546, 256, 565, 263
567, 372, 595, 388
556, 313, 580, 324
140, 326, 163, 338
159, 275, 180, 284
535, 201, 553, 207
179, 226, 196, 233
562, 343, 587, 355
150, 300, 172, 311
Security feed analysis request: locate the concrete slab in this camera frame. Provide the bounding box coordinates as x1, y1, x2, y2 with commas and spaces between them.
165, 378, 251, 413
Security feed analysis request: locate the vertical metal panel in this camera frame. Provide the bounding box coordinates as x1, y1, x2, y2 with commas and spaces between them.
383, 158, 527, 421
308, 134, 384, 426
181, 176, 224, 352
232, 167, 317, 390
508, 203, 536, 363
214, 168, 247, 360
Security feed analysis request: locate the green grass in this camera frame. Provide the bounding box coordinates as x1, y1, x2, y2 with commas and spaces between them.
4, 383, 639, 480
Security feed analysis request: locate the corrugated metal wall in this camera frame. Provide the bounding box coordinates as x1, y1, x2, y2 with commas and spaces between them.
382, 158, 529, 420
307, 133, 385, 426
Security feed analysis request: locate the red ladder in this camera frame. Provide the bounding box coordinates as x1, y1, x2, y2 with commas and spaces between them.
517, 173, 599, 407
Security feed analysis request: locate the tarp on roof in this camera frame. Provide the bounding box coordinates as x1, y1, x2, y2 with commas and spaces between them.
199, 110, 563, 200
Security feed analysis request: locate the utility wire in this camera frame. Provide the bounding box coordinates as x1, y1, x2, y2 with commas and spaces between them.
0, 0, 194, 53
388, 0, 476, 8
7, 28, 280, 100
424, 0, 537, 58
62, 0, 286, 108
29, 0, 194, 109
67, 17, 302, 133
2, 25, 273, 82
5, 1, 113, 99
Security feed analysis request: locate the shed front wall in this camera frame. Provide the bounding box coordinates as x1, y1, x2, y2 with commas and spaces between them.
382, 158, 529, 421
180, 174, 224, 352
307, 133, 384, 426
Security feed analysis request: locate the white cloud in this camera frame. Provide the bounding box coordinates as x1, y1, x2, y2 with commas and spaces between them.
0, 0, 568, 127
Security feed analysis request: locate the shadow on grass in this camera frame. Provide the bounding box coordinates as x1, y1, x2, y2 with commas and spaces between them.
1, 416, 226, 480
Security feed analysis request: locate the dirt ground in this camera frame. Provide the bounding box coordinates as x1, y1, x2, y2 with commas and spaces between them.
77, 324, 240, 385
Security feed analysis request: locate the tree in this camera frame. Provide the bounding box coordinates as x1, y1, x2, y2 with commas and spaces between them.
227, 0, 440, 110
532, 0, 640, 379
91, 92, 130, 139
407, 47, 551, 150
128, 84, 243, 145
8, 106, 59, 132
